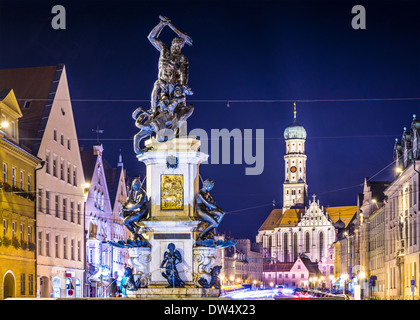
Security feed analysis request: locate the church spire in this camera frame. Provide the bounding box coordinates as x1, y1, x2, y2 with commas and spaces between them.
293, 102, 297, 120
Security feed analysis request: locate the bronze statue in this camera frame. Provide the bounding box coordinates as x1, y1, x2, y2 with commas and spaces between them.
133, 15, 194, 154
196, 179, 226, 240
197, 266, 222, 289
160, 243, 185, 288
119, 178, 150, 239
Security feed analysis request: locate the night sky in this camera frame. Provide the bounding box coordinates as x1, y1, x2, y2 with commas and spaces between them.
1, 0, 419, 240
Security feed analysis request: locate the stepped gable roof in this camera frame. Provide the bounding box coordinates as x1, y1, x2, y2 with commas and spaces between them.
326, 206, 357, 228
258, 209, 283, 231
0, 65, 62, 154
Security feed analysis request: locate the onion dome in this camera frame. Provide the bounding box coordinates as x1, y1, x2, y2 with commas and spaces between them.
284, 102, 307, 140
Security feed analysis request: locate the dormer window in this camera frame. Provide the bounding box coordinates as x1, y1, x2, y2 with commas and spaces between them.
23, 101, 31, 109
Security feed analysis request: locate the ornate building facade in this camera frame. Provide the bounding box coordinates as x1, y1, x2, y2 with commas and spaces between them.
384, 114, 420, 300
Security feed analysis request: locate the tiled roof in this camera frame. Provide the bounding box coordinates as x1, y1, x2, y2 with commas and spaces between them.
279, 208, 304, 226
325, 206, 357, 228
263, 262, 294, 272
0, 65, 62, 154
258, 209, 283, 231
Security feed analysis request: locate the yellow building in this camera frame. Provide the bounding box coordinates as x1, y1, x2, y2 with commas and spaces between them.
0, 89, 41, 299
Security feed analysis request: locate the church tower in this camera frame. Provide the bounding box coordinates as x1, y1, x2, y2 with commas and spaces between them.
283, 103, 308, 210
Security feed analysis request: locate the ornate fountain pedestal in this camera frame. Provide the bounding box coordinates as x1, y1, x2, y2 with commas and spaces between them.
124, 137, 220, 298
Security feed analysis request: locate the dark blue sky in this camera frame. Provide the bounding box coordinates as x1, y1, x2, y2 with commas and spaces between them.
1, 0, 419, 239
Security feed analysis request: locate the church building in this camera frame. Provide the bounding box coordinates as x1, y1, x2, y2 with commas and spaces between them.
256, 104, 357, 288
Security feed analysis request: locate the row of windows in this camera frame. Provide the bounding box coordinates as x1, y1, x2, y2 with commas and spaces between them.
53, 129, 71, 150
2, 162, 32, 191
45, 150, 77, 187
38, 231, 82, 261
267, 273, 305, 279
2, 219, 33, 242
37, 190, 82, 224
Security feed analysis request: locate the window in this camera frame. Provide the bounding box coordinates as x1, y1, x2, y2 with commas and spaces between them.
3, 219, 7, 236
70, 200, 74, 223
71, 239, 75, 260
38, 188, 43, 212
28, 226, 32, 243
78, 240, 81, 261
20, 224, 24, 241
60, 159, 64, 180
319, 232, 324, 258
27, 174, 31, 192
46, 233, 50, 257
20, 171, 24, 189
11, 167, 16, 186
73, 166, 77, 187
53, 129, 57, 141
28, 274, 33, 296
2, 163, 6, 182
67, 139, 71, 150
45, 151, 50, 174
20, 274, 25, 296
55, 194, 60, 218
60, 133, 64, 146
63, 237, 67, 259
77, 203, 81, 224
53, 155, 57, 177
38, 231, 42, 256
23, 101, 31, 109
55, 235, 60, 258
67, 162, 71, 184
45, 190, 50, 215
63, 198, 67, 220
12, 221, 16, 238
305, 232, 310, 253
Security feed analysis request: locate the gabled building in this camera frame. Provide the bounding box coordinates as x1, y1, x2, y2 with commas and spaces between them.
80, 144, 113, 297
0, 89, 41, 299
104, 152, 130, 282
0, 65, 86, 298
263, 254, 320, 289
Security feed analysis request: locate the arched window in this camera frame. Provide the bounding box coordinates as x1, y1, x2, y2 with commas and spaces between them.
293, 233, 298, 261
305, 232, 310, 253
283, 233, 288, 262
319, 232, 324, 258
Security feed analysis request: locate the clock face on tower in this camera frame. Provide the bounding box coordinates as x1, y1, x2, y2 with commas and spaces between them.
290, 166, 297, 173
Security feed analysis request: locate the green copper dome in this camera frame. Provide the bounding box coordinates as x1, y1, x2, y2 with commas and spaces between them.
284, 102, 306, 140
284, 119, 307, 140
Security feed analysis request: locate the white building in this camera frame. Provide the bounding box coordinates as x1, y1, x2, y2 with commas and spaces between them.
104, 152, 130, 283
0, 65, 86, 298
81, 144, 113, 297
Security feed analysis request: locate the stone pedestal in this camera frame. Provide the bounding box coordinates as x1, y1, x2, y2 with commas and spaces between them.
128, 247, 152, 287
193, 246, 217, 286
132, 137, 210, 289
